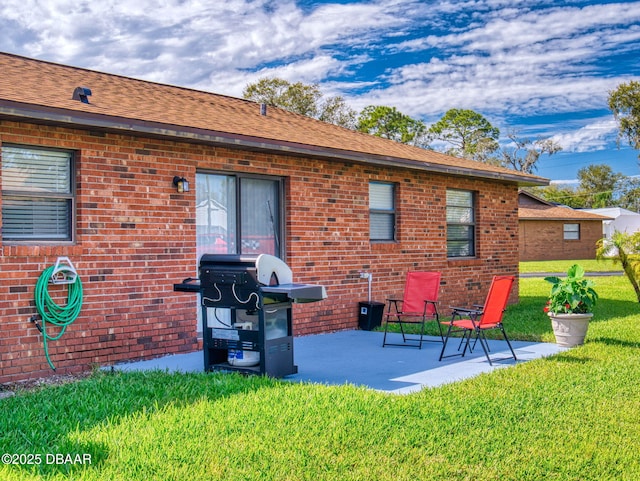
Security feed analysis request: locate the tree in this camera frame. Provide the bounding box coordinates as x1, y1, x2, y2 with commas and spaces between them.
356, 105, 427, 146
616, 176, 640, 211
500, 131, 562, 174
318, 95, 357, 130
529, 185, 584, 208
576, 164, 624, 208
427, 108, 500, 161
596, 231, 640, 303
243, 77, 319, 117
608, 80, 640, 156
242, 77, 357, 128
535, 168, 639, 210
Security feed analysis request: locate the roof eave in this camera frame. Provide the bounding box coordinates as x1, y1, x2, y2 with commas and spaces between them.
519, 215, 614, 221
0, 101, 549, 187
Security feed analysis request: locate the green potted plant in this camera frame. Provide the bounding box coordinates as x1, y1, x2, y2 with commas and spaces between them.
544, 264, 598, 347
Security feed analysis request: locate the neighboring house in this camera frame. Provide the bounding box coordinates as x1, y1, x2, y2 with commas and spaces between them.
581, 207, 640, 239
0, 53, 547, 383
518, 191, 612, 261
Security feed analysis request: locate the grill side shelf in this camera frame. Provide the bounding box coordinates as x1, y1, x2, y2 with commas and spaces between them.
173, 278, 201, 292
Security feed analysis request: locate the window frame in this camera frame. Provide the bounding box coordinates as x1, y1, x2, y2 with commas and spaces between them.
446, 188, 476, 258
563, 223, 580, 240
195, 170, 285, 258
1, 144, 76, 244
369, 181, 397, 242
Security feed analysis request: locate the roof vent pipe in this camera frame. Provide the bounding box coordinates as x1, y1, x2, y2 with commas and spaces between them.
260, 103, 267, 116
72, 87, 92, 104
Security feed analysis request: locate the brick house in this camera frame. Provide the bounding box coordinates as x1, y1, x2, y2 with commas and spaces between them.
0, 53, 547, 383
518, 191, 611, 261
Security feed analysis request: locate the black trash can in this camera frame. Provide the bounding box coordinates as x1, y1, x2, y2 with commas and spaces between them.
358, 301, 385, 330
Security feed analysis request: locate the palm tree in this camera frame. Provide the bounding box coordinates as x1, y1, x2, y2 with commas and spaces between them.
596, 231, 640, 302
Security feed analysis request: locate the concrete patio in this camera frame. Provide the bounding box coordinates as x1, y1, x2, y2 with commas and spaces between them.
112, 330, 566, 394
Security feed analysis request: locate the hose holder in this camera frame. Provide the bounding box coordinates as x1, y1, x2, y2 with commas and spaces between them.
50, 257, 78, 285
34, 257, 83, 371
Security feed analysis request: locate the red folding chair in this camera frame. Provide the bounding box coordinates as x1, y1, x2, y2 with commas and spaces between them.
382, 271, 443, 349
438, 275, 517, 365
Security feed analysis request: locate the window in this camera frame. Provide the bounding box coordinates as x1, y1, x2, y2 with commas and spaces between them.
369, 182, 396, 241
196, 172, 282, 259
564, 223, 580, 240
1, 145, 74, 242
446, 189, 475, 257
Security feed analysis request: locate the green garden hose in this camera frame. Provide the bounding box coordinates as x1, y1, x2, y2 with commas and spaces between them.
34, 265, 83, 370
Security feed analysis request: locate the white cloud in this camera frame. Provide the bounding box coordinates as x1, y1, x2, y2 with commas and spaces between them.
352, 57, 622, 121
423, 2, 640, 54
551, 118, 619, 153
0, 0, 409, 94
2, 0, 638, 116
376, 1, 640, 119
202, 54, 355, 97
1, 0, 639, 181
550, 178, 580, 186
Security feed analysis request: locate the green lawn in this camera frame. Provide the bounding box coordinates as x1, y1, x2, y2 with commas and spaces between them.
519, 258, 620, 273
2, 270, 640, 480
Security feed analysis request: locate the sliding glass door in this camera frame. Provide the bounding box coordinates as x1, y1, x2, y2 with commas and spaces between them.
196, 173, 282, 259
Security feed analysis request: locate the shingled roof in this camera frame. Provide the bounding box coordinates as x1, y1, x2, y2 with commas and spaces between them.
519, 205, 613, 221
518, 191, 612, 221
0, 52, 547, 186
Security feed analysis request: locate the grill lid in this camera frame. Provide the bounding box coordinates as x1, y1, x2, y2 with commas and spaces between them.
174, 254, 327, 303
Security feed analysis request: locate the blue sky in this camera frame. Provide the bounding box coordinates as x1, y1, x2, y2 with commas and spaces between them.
1, 0, 639, 183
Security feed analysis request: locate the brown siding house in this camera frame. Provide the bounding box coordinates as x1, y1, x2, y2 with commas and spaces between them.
0, 53, 547, 383
519, 191, 611, 261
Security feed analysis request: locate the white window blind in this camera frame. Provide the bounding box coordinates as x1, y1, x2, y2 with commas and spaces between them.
1, 146, 73, 241
564, 223, 580, 240
446, 189, 475, 257
369, 182, 395, 241
2, 148, 71, 193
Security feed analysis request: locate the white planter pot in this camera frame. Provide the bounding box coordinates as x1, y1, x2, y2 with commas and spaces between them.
549, 312, 593, 347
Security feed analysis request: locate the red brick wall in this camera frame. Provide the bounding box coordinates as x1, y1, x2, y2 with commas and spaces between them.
0, 120, 520, 382
519, 220, 603, 261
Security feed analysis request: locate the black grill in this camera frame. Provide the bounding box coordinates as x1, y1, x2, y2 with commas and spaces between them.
174, 254, 326, 377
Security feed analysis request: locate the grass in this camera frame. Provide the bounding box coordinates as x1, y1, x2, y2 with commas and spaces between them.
2, 266, 640, 480
519, 258, 620, 273
403, 260, 626, 341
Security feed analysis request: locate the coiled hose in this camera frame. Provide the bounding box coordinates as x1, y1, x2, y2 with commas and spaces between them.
34, 266, 83, 370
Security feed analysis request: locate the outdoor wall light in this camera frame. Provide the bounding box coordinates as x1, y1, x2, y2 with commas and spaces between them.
173, 176, 190, 193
